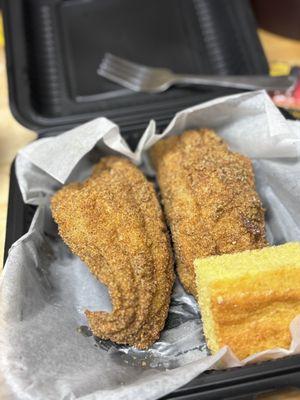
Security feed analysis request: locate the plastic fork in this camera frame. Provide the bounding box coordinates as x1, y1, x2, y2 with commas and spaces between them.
98, 53, 296, 93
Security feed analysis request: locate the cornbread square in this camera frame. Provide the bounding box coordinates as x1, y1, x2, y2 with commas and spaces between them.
195, 242, 300, 359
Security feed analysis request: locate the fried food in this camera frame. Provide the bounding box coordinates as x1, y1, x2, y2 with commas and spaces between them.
150, 129, 267, 296
51, 156, 174, 349
195, 242, 300, 359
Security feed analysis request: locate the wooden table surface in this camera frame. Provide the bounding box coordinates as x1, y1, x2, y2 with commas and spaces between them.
1, 19, 300, 399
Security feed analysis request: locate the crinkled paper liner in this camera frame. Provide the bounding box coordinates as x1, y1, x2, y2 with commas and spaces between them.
1, 91, 300, 400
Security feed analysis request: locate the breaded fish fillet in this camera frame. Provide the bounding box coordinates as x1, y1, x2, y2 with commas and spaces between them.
150, 129, 267, 297
51, 156, 174, 349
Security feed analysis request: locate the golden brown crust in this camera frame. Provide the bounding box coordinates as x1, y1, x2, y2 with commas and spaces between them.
51, 156, 174, 349
150, 129, 267, 296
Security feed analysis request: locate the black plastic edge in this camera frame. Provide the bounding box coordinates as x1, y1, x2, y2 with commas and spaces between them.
3, 161, 36, 262
3, 0, 268, 132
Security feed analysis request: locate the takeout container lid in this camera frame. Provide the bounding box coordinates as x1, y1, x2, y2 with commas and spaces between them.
3, 0, 268, 135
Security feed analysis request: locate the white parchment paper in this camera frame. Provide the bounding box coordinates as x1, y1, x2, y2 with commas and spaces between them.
2, 90, 300, 400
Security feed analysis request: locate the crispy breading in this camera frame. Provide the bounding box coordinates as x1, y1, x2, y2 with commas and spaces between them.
51, 156, 174, 349
150, 129, 267, 297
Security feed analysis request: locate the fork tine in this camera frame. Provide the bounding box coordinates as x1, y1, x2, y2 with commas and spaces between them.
99, 61, 146, 85
103, 53, 151, 74
99, 53, 152, 84
100, 58, 145, 79
98, 56, 143, 90
98, 53, 173, 92
100, 64, 140, 82
98, 70, 141, 91
98, 54, 153, 90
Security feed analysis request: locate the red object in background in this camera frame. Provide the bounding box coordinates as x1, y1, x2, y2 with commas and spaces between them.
272, 69, 300, 111
293, 80, 300, 101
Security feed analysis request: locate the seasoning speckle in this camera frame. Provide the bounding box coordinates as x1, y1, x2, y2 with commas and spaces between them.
150, 129, 267, 296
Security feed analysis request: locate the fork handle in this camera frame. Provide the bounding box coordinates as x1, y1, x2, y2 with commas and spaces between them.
175, 74, 296, 91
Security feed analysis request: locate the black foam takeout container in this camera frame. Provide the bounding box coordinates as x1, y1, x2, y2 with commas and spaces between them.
3, 0, 300, 398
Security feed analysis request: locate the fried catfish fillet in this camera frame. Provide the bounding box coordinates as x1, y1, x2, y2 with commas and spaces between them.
150, 129, 267, 297
51, 156, 174, 349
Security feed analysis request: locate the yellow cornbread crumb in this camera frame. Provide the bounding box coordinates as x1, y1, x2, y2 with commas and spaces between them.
194, 242, 300, 359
